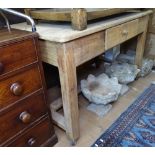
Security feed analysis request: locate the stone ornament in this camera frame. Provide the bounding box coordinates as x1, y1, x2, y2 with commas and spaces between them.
80, 73, 122, 105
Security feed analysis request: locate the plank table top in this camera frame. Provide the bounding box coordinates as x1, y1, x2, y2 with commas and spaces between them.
11, 10, 152, 43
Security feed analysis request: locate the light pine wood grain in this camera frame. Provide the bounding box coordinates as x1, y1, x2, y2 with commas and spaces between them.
24, 8, 137, 31
25, 9, 133, 22
12, 10, 152, 43
72, 32, 105, 66
71, 9, 87, 31
39, 40, 58, 66
105, 19, 139, 50
57, 43, 80, 144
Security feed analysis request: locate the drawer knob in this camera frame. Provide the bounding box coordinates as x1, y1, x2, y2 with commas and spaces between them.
28, 138, 36, 146
10, 82, 23, 96
0, 62, 4, 74
19, 111, 31, 123
122, 30, 128, 36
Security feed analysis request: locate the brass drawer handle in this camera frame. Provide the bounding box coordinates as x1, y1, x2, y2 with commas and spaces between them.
122, 30, 128, 36
19, 111, 31, 123
28, 138, 36, 146
10, 82, 23, 96
0, 62, 4, 75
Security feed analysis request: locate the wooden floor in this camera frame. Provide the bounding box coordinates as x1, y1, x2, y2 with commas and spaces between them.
53, 71, 155, 147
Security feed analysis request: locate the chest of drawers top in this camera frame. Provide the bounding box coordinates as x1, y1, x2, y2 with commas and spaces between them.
0, 29, 38, 44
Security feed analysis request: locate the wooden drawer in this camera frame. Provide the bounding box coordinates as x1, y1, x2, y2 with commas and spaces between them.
6, 117, 52, 147
105, 19, 139, 50
0, 92, 47, 144
73, 31, 105, 66
0, 66, 42, 110
0, 38, 37, 76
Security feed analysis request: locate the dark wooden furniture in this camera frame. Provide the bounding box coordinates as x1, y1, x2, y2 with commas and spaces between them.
0, 28, 57, 146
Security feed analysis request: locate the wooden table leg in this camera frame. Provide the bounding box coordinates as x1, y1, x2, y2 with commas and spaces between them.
57, 43, 80, 145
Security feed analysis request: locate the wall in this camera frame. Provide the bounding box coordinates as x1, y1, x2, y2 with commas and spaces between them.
145, 9, 155, 59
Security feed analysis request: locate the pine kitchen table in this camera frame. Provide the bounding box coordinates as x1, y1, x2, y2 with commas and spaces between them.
12, 10, 152, 145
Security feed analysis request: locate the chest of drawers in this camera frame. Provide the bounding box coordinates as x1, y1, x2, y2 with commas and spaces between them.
0, 28, 57, 146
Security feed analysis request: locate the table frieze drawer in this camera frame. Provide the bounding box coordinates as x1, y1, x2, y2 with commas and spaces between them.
105, 19, 139, 50
72, 31, 105, 66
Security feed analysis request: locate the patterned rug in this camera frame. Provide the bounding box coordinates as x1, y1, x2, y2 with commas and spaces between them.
92, 84, 155, 147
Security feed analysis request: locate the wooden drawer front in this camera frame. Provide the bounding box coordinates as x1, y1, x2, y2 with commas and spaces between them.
0, 66, 42, 110
0, 39, 37, 76
105, 19, 139, 50
7, 117, 52, 147
0, 92, 47, 144
73, 31, 105, 66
